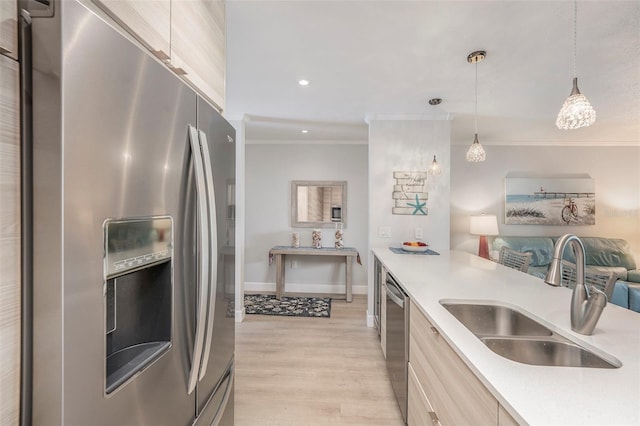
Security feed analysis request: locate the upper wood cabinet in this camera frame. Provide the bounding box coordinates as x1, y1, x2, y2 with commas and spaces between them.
171, 0, 225, 111
0, 0, 18, 60
92, 0, 226, 111
0, 53, 21, 426
93, 0, 171, 60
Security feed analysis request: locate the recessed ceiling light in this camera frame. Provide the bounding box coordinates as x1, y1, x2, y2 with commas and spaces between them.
301, 129, 309, 134
298, 79, 310, 86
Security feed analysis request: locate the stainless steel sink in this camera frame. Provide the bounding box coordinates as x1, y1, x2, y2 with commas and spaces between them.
442, 303, 552, 337
481, 337, 618, 369
440, 301, 621, 369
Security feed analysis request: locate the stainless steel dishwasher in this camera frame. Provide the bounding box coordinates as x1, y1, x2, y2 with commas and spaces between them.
385, 273, 409, 423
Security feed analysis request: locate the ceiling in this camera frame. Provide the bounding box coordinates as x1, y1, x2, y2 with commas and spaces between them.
225, 1, 640, 146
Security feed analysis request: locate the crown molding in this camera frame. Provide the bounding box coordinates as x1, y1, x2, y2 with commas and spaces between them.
246, 139, 368, 145
364, 112, 454, 123
450, 139, 640, 147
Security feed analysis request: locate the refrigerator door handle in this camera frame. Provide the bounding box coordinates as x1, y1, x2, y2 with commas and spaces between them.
187, 125, 211, 395
197, 129, 218, 381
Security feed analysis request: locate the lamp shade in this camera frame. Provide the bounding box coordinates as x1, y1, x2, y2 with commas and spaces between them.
469, 214, 499, 236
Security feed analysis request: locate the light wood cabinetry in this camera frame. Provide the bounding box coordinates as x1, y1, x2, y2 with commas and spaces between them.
409, 299, 497, 424
408, 299, 521, 425
0, 0, 18, 59
407, 363, 440, 426
0, 53, 21, 426
93, 0, 171, 60
171, 0, 225, 110
92, 0, 226, 111
498, 404, 520, 426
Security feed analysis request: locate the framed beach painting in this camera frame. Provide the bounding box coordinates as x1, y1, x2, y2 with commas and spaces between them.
505, 176, 595, 225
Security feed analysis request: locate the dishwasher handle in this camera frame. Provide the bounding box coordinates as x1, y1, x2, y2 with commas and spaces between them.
385, 280, 405, 308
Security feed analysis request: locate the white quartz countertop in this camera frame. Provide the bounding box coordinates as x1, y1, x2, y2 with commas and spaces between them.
372, 248, 640, 425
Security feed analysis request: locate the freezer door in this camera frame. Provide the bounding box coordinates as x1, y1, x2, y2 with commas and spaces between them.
194, 362, 234, 426
195, 97, 236, 416
28, 1, 197, 424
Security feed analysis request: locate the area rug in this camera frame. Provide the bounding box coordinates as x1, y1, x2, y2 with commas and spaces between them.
244, 294, 331, 318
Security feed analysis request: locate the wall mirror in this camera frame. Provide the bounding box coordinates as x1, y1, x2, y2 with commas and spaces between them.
291, 180, 347, 228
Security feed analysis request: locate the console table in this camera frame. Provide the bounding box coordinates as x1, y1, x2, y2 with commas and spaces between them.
268, 246, 359, 302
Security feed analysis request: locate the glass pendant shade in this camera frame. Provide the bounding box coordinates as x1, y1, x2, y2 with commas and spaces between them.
466, 134, 486, 162
556, 77, 596, 130
466, 50, 486, 162
429, 155, 442, 175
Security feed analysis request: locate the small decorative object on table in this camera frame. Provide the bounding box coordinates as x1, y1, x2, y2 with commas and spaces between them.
292, 232, 300, 248
312, 229, 322, 249
335, 227, 344, 249
402, 241, 429, 252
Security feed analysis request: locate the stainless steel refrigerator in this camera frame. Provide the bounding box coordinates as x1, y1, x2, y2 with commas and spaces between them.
19, 1, 235, 424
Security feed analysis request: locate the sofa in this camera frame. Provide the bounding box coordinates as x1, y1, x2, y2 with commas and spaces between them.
492, 236, 640, 313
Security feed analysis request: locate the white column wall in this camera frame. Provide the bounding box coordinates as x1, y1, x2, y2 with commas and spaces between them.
368, 118, 451, 325
229, 118, 247, 322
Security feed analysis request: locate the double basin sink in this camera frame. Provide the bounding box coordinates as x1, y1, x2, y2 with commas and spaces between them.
441, 301, 621, 369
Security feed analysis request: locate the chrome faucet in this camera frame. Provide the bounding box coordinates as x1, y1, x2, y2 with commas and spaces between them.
544, 234, 607, 335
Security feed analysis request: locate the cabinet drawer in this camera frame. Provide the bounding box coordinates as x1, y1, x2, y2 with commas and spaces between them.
408, 363, 440, 426
409, 300, 497, 425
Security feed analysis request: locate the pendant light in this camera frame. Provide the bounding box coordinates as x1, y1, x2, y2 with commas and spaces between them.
428, 98, 442, 175
556, 0, 596, 130
429, 152, 442, 175
466, 50, 486, 162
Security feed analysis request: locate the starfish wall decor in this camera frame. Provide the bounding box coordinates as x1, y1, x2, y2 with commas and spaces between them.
391, 171, 429, 215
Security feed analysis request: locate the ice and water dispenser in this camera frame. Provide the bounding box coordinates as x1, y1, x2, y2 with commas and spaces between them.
104, 217, 173, 395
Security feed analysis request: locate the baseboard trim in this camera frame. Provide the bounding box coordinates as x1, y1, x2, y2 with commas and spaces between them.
244, 281, 368, 296
235, 307, 246, 323
365, 310, 375, 328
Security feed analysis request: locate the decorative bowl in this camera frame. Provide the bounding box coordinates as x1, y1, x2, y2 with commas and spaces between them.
402, 242, 429, 252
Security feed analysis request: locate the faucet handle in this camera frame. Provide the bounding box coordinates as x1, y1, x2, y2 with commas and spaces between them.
572, 286, 608, 335
588, 285, 608, 305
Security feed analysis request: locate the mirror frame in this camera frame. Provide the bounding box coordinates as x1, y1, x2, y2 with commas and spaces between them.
291, 180, 347, 228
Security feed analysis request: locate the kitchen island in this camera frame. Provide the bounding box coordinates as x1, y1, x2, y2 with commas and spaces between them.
372, 248, 640, 425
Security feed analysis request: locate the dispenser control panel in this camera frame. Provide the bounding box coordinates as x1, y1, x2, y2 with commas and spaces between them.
104, 216, 172, 278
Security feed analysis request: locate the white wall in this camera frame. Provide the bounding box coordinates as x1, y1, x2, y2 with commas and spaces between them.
368, 118, 451, 324
228, 118, 246, 322
450, 145, 640, 263
244, 142, 368, 295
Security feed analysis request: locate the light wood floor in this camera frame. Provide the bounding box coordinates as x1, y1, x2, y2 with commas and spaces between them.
234, 295, 405, 426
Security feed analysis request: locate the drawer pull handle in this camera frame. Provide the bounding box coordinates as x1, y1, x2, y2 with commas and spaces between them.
430, 326, 439, 336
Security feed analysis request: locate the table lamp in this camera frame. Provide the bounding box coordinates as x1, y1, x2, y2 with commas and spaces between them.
470, 214, 499, 259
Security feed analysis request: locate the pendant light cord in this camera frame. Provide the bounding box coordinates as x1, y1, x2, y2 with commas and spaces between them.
432, 120, 437, 163
474, 61, 478, 134
573, 0, 577, 78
